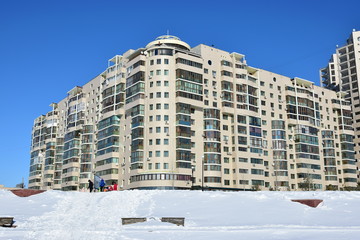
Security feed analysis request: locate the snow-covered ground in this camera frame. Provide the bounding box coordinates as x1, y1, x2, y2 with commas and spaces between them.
0, 190, 360, 240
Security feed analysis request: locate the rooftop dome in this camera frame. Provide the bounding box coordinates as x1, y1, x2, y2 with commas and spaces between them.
146, 35, 190, 50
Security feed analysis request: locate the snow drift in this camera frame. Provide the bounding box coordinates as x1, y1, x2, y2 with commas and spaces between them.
1, 190, 360, 240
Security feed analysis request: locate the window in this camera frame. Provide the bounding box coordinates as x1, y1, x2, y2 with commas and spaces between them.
164, 103, 169, 109
164, 151, 169, 157
164, 163, 169, 169
148, 163, 152, 169
156, 115, 161, 121
212, 71, 217, 78
156, 127, 161, 133
150, 93, 153, 99
164, 59, 169, 64
164, 81, 169, 86
156, 151, 161, 157
239, 157, 248, 162
150, 82, 153, 87
156, 70, 161, 75
157, 59, 161, 64
150, 104, 153, 110
156, 139, 161, 145
164, 92, 169, 98
237, 115, 247, 124
149, 151, 153, 157
149, 139, 153, 145
156, 81, 161, 86
164, 70, 169, 75
149, 116, 153, 122
164, 139, 169, 145
164, 115, 169, 121
150, 60, 154, 65
155, 163, 160, 169
156, 92, 161, 98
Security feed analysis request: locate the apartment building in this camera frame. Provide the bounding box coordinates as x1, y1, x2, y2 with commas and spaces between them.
321, 30, 360, 180
29, 35, 357, 191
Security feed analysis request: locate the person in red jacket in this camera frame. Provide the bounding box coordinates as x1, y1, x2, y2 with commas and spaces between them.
112, 181, 118, 191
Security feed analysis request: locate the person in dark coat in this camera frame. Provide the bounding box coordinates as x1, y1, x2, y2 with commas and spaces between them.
100, 178, 106, 192
88, 180, 94, 192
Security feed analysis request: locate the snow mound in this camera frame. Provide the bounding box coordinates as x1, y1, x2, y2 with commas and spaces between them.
1, 190, 360, 240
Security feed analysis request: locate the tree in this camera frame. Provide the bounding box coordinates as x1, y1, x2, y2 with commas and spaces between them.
326, 184, 338, 191
300, 174, 315, 191
251, 184, 261, 191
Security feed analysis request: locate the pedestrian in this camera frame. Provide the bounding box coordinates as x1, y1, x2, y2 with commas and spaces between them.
100, 178, 106, 192
88, 180, 94, 192
112, 181, 118, 191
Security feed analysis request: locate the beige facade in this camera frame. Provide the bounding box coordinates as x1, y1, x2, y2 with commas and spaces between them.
321, 30, 360, 182
29, 35, 357, 191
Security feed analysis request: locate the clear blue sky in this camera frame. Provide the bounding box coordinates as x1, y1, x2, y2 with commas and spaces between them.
0, 0, 359, 187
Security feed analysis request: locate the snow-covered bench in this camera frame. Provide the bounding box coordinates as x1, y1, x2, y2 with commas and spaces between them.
121, 217, 184, 226
0, 217, 16, 228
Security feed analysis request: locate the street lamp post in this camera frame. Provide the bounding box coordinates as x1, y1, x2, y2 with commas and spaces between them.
201, 155, 204, 191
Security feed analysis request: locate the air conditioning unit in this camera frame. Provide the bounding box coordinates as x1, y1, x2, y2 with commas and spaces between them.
121, 163, 125, 167
165, 121, 169, 125
166, 132, 170, 136
227, 152, 232, 155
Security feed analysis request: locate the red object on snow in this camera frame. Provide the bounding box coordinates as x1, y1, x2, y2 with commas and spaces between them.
291, 199, 323, 208
10, 189, 46, 197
